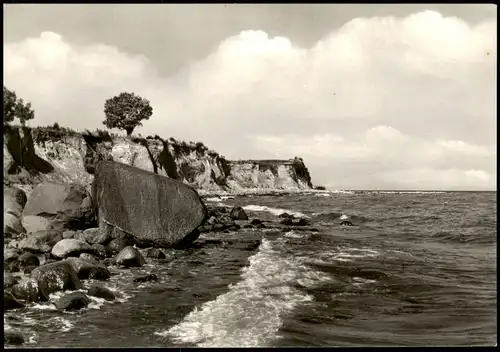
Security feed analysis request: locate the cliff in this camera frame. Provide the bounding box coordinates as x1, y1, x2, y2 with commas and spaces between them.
3, 125, 314, 195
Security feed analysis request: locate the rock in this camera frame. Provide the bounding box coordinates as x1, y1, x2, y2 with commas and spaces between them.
55, 292, 90, 311
133, 274, 158, 283
83, 227, 110, 245
4, 330, 25, 345
7, 239, 20, 249
11, 277, 45, 302
250, 219, 263, 225
296, 218, 310, 226
255, 223, 267, 229
115, 246, 146, 267
230, 206, 248, 220
4, 273, 18, 289
22, 182, 95, 231
280, 218, 294, 226
21, 215, 52, 233
198, 225, 212, 233
278, 212, 294, 219
73, 232, 86, 241
65, 257, 110, 280
7, 261, 20, 273
228, 225, 240, 231
36, 253, 50, 266
91, 243, 109, 258
18, 231, 62, 253
87, 285, 115, 301
4, 213, 25, 237
92, 161, 207, 248
62, 230, 77, 239
31, 261, 81, 298
51, 239, 92, 258
243, 224, 253, 229
234, 220, 249, 227
18, 252, 40, 267
212, 223, 225, 231
102, 258, 115, 267
107, 238, 132, 254
4, 186, 27, 218
144, 248, 166, 259
207, 216, 218, 225
23, 265, 38, 274
80, 252, 99, 262
280, 218, 310, 226
4, 248, 20, 262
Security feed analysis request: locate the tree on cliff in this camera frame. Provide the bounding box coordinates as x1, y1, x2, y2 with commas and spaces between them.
103, 92, 153, 136
3, 86, 35, 126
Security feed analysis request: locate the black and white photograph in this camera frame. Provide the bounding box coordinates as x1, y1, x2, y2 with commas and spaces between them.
3, 3, 496, 347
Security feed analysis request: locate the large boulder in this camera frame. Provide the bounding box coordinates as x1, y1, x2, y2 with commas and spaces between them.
4, 213, 25, 237
22, 182, 95, 231
65, 257, 110, 280
4, 186, 27, 218
51, 239, 92, 258
21, 215, 51, 233
115, 246, 146, 267
92, 161, 207, 248
18, 230, 62, 253
11, 277, 45, 302
31, 261, 81, 298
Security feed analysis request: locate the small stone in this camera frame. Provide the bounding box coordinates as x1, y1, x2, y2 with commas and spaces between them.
144, 248, 166, 259
56, 292, 90, 311
133, 274, 158, 283
230, 206, 248, 221
115, 246, 146, 267
87, 285, 115, 301
4, 330, 25, 345
62, 230, 76, 239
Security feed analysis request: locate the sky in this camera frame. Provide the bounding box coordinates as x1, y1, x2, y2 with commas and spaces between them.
3, 4, 497, 190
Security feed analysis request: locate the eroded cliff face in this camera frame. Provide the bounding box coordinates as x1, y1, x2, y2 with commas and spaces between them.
3, 126, 314, 195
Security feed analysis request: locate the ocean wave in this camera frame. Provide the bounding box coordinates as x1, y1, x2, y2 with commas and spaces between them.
157, 238, 330, 347
312, 211, 369, 223
242, 205, 308, 218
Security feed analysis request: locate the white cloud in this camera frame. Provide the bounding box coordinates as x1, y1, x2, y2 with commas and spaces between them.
3, 10, 496, 190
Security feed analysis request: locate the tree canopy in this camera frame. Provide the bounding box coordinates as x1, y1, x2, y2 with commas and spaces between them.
103, 92, 153, 136
3, 86, 35, 126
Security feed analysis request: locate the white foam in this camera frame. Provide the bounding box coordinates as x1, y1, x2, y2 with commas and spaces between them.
205, 197, 222, 202
352, 277, 377, 286
47, 316, 75, 333
242, 205, 308, 218
158, 238, 330, 347
340, 214, 349, 220
303, 247, 381, 264
32, 302, 58, 311
283, 230, 310, 239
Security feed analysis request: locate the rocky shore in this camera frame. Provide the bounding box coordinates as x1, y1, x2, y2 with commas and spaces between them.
3, 160, 318, 347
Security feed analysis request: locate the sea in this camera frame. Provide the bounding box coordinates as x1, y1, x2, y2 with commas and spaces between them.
4, 191, 497, 347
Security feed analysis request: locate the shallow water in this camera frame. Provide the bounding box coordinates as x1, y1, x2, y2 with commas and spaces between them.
5, 191, 497, 347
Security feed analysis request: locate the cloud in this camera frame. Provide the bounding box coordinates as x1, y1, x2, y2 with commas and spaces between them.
3, 10, 496, 190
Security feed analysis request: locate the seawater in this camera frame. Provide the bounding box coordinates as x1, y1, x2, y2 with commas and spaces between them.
5, 191, 497, 347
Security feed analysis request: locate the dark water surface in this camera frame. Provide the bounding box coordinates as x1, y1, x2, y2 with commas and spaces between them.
5, 191, 497, 347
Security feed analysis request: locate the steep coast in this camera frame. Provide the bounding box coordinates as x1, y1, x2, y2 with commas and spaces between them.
3, 125, 314, 196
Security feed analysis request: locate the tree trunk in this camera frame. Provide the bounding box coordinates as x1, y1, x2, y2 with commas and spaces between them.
125, 127, 134, 136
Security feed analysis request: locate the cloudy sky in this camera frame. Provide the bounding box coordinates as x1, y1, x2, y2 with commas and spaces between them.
4, 4, 497, 190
